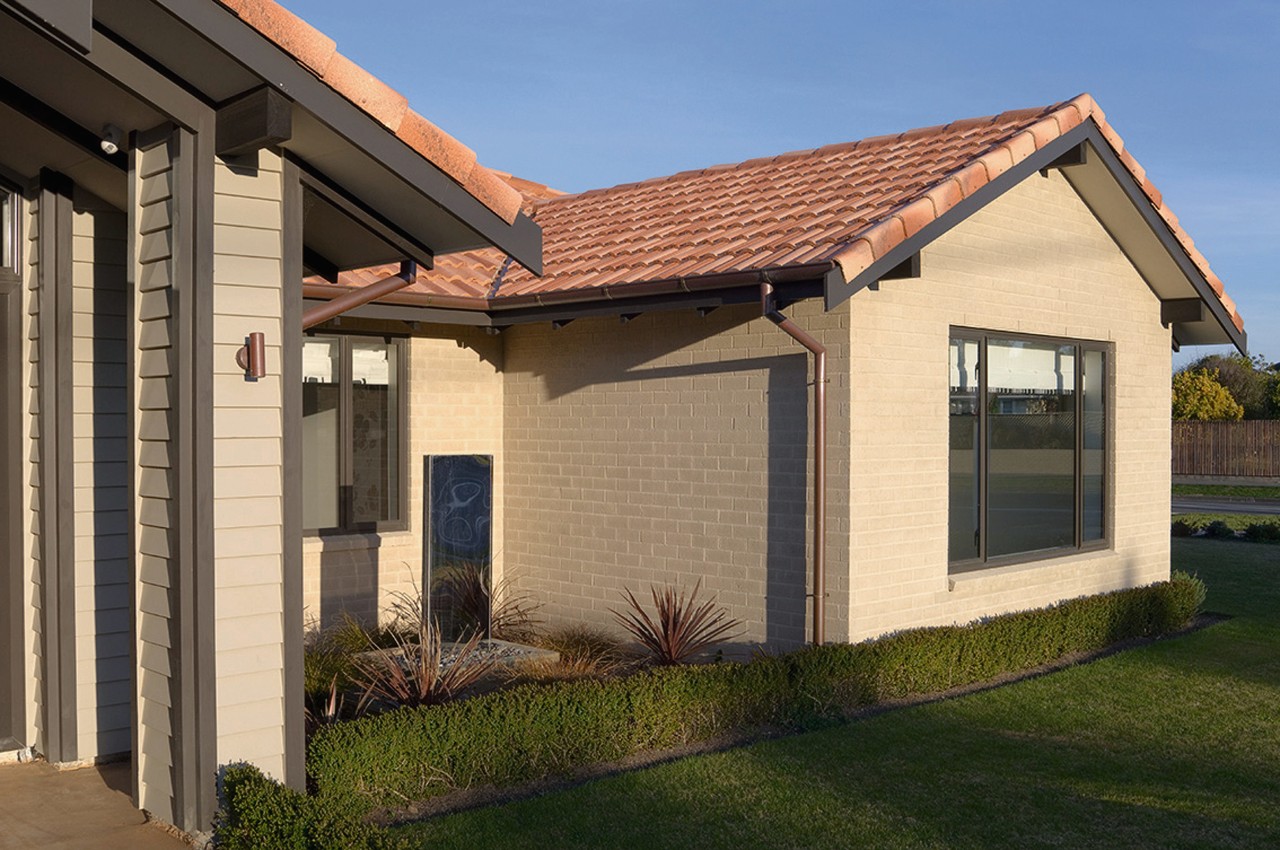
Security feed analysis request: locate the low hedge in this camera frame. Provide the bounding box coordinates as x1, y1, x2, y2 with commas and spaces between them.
216, 763, 401, 850
220, 573, 1205, 849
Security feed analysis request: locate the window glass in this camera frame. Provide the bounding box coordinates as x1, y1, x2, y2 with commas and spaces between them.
302, 336, 340, 530
949, 337, 981, 562
1082, 349, 1106, 541
985, 339, 1076, 558
350, 339, 399, 525
1, 191, 12, 272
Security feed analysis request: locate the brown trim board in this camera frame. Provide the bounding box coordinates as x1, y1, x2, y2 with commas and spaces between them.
281, 155, 305, 790
1, 212, 23, 743
171, 121, 219, 832
35, 169, 77, 763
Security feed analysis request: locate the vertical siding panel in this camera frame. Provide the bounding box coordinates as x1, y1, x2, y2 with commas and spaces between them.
133, 139, 177, 818
211, 151, 286, 776
23, 193, 43, 747
71, 190, 131, 758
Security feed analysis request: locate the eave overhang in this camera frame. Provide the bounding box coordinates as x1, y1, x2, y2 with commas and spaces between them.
825, 120, 1246, 354
1, 0, 542, 274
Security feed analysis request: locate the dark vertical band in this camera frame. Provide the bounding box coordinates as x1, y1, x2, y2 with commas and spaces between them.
281, 155, 305, 790
36, 169, 77, 763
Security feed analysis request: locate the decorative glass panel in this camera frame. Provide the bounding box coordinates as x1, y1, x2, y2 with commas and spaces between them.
302, 336, 340, 529
949, 337, 981, 562
1082, 349, 1106, 542
350, 339, 399, 524
426, 455, 494, 639
986, 339, 1076, 558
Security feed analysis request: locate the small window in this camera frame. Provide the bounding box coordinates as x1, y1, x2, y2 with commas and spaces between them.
1, 189, 15, 274
302, 333, 406, 533
949, 330, 1108, 570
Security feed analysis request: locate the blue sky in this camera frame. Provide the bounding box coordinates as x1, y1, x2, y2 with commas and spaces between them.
292, 0, 1278, 366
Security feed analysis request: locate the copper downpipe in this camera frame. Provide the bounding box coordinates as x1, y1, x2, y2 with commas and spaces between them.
301, 260, 418, 331
761, 282, 826, 645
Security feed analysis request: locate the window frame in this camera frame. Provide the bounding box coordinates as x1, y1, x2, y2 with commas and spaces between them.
302, 330, 409, 537
948, 327, 1110, 573
0, 182, 19, 278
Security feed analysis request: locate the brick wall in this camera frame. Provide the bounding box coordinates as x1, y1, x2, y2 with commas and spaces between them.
301, 323, 504, 629
304, 167, 1172, 650
845, 168, 1171, 640
502, 302, 850, 650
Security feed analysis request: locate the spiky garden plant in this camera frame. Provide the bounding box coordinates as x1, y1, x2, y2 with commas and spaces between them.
350, 621, 495, 713
430, 561, 541, 642
611, 579, 743, 666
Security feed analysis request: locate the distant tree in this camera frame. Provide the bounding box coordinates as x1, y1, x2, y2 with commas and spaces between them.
1172, 368, 1244, 421
1182, 354, 1276, 419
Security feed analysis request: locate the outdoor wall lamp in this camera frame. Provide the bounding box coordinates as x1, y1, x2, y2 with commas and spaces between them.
100, 124, 124, 156
235, 332, 267, 379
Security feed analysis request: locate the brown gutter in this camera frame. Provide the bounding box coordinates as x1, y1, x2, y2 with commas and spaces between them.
760, 281, 827, 646
301, 260, 417, 330
301, 261, 838, 313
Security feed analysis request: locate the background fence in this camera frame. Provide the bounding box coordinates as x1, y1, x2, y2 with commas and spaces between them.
1173, 420, 1280, 477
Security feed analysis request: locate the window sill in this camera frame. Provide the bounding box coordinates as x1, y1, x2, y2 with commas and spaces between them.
303, 528, 415, 553
947, 546, 1112, 593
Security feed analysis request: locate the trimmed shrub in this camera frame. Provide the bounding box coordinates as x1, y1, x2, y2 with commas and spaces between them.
217, 764, 398, 850
1171, 519, 1195, 537
1243, 521, 1280, 543
1205, 520, 1238, 539
221, 574, 1206, 847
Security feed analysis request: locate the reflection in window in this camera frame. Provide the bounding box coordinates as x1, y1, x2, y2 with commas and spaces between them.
949, 331, 1108, 569
949, 338, 980, 562
1, 191, 13, 272
1082, 349, 1106, 542
350, 340, 399, 525
302, 337, 340, 530
302, 334, 404, 532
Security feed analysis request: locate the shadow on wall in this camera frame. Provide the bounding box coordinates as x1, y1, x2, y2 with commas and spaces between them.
315, 531, 382, 630
88, 199, 131, 760
504, 307, 812, 649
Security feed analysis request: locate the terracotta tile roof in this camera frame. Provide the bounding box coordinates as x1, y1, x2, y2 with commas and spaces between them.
310, 94, 1243, 334
214, 0, 523, 224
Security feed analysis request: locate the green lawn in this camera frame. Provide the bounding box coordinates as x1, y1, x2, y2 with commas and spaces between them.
1173, 483, 1280, 500
396, 539, 1280, 849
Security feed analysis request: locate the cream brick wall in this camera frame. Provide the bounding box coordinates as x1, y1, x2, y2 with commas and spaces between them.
302, 167, 1173, 650
301, 324, 504, 629
845, 168, 1171, 641
502, 303, 851, 650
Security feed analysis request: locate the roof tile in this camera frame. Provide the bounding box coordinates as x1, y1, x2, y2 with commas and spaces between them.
322, 52, 408, 131
221, 0, 336, 75
216, 1, 519, 223
314, 94, 1243, 336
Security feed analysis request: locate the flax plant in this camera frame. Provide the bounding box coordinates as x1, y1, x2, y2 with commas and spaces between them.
612, 579, 743, 665
351, 620, 495, 713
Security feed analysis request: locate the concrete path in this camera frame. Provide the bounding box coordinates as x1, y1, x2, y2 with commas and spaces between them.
0, 761, 190, 849
1172, 497, 1280, 516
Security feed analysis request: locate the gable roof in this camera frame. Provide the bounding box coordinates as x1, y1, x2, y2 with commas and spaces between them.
307, 94, 1244, 346
215, 0, 522, 225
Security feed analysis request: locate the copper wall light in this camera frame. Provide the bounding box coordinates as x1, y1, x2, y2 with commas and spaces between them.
235, 332, 267, 379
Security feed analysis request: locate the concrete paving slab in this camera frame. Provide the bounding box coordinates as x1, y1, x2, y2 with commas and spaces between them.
0, 761, 191, 850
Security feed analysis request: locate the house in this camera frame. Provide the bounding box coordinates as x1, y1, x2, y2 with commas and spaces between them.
0, 0, 540, 835
302, 95, 1244, 652
0, 0, 1247, 841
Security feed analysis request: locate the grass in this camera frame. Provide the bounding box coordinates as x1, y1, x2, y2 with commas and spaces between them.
1173, 483, 1280, 500
395, 539, 1280, 849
